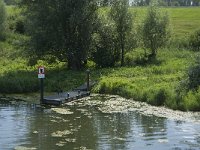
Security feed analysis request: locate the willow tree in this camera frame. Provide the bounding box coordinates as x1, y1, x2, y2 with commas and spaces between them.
21, 0, 98, 70
110, 0, 133, 66
142, 1, 170, 60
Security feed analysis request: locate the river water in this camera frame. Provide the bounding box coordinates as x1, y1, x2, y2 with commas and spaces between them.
0, 95, 200, 150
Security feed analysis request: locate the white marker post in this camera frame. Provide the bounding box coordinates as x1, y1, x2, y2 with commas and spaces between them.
38, 66, 45, 104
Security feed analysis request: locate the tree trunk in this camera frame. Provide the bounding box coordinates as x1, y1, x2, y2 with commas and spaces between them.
148, 48, 157, 61
67, 53, 84, 70
120, 35, 125, 67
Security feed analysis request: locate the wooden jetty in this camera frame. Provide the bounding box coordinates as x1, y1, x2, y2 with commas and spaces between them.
42, 82, 93, 106
43, 91, 90, 106
40, 69, 94, 106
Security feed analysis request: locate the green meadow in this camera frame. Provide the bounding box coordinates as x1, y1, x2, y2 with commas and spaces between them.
132, 7, 200, 38
1, 6, 200, 111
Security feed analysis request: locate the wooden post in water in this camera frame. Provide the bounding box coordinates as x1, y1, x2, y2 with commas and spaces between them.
38, 66, 45, 104
40, 78, 44, 104
86, 69, 90, 91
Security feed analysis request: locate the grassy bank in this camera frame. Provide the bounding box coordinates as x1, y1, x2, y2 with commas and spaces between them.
93, 48, 199, 111
1, 6, 200, 111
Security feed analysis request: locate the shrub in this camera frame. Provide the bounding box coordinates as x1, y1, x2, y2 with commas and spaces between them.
187, 56, 200, 90
154, 88, 167, 106
183, 89, 200, 111
124, 49, 147, 66
7, 7, 25, 34
189, 29, 200, 51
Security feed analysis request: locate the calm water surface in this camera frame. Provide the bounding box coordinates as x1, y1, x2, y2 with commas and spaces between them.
0, 97, 200, 150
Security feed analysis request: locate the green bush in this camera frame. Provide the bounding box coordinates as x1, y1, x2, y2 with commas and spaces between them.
183, 88, 200, 111
187, 56, 200, 90
145, 86, 176, 107
189, 29, 200, 51
124, 49, 147, 66
154, 88, 168, 106
169, 37, 189, 49
7, 6, 25, 34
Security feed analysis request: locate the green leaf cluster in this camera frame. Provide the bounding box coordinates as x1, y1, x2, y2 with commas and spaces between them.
0, 0, 6, 40
21, 0, 98, 70
142, 1, 170, 58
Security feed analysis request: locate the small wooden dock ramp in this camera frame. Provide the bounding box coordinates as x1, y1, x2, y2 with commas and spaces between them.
42, 82, 93, 106
43, 91, 90, 106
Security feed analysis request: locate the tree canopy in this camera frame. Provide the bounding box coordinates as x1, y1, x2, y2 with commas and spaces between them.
142, 1, 170, 59
0, 0, 6, 40
21, 0, 98, 70
110, 0, 133, 66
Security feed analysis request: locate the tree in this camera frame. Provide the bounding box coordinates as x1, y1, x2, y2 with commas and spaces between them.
21, 0, 98, 70
92, 14, 120, 67
0, 0, 6, 40
110, 0, 133, 66
142, 0, 170, 60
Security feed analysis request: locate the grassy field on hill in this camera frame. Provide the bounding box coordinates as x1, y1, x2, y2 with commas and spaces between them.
132, 7, 200, 38
169, 7, 200, 38
1, 6, 200, 111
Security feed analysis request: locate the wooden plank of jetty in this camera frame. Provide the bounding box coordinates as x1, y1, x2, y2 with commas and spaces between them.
43, 91, 90, 106
42, 82, 93, 106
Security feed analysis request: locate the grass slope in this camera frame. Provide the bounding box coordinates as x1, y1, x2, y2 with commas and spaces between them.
93, 49, 199, 110
132, 7, 200, 38
169, 7, 200, 38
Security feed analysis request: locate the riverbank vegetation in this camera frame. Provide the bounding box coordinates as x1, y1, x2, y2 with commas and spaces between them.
0, 0, 200, 111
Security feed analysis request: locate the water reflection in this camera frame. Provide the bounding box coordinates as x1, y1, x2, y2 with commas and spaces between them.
0, 104, 29, 149
94, 113, 134, 150
137, 114, 167, 140
0, 98, 200, 150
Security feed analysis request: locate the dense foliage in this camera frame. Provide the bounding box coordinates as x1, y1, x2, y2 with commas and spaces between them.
110, 0, 133, 66
21, 0, 98, 70
0, 0, 6, 40
92, 14, 120, 67
187, 57, 200, 90
142, 1, 170, 59
189, 29, 200, 51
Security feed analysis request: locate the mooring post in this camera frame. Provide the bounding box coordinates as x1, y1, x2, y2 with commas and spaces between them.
40, 78, 44, 104
86, 69, 90, 91
67, 93, 70, 98
38, 66, 45, 105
